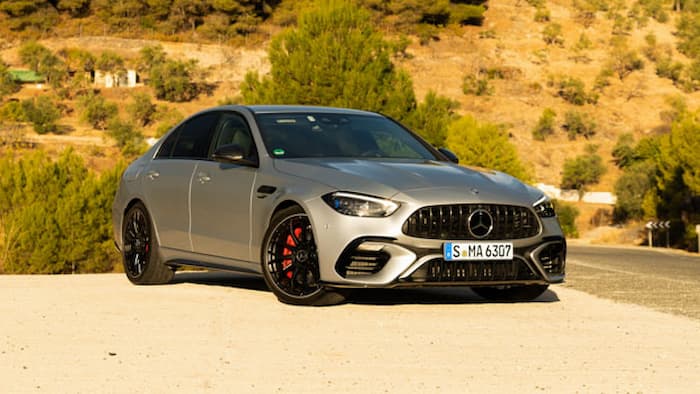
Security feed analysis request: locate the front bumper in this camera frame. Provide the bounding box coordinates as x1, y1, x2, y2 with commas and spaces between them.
322, 236, 566, 289
306, 195, 567, 289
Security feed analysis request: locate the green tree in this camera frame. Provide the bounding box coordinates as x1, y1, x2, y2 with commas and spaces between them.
21, 95, 61, 134
127, 92, 156, 126
78, 92, 118, 130
0, 150, 122, 273
0, 61, 19, 98
56, 0, 90, 17
554, 200, 579, 237
612, 133, 636, 168
106, 118, 146, 157
95, 51, 125, 74
148, 59, 200, 102
405, 91, 458, 147
18, 42, 66, 88
532, 108, 556, 141
445, 115, 530, 181
241, 0, 417, 123
560, 144, 606, 191
614, 161, 656, 221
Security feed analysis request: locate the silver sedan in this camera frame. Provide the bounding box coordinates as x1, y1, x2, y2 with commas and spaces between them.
112, 105, 566, 305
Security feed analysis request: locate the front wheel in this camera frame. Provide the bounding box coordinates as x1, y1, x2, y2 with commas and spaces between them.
471, 284, 549, 302
261, 206, 345, 306
122, 202, 174, 285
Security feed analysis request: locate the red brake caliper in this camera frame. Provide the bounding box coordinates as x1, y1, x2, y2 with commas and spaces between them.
282, 228, 303, 279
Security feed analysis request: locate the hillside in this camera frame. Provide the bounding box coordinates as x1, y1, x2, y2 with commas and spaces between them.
2, 0, 700, 244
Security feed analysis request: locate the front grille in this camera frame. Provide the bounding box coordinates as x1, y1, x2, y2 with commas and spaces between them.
336, 249, 389, 277
408, 258, 539, 282
402, 204, 540, 240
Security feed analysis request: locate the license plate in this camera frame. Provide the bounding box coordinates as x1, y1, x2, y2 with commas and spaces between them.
443, 242, 513, 261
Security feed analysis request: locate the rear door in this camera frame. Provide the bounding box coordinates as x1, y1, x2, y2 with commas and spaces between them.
141, 112, 220, 251
189, 111, 258, 262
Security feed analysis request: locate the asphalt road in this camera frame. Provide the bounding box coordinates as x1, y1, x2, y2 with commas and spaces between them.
565, 243, 700, 320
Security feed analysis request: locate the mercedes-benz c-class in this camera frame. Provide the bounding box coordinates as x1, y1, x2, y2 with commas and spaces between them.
112, 105, 566, 305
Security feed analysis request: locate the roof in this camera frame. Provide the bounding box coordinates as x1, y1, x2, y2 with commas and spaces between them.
245, 105, 381, 116
9, 69, 45, 83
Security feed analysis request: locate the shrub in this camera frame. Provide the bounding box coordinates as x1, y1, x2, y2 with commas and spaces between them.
609, 48, 644, 80
656, 57, 684, 83
561, 145, 606, 191
638, 0, 668, 23
21, 96, 61, 134
612, 133, 636, 168
542, 23, 564, 46
555, 76, 591, 105
688, 60, 700, 83
554, 200, 579, 237
106, 118, 145, 157
127, 92, 156, 126
534, 7, 550, 23
0, 100, 26, 122
462, 73, 491, 96
0, 62, 19, 98
445, 115, 530, 181
78, 92, 118, 130
532, 108, 556, 141
594, 67, 614, 91
563, 110, 596, 140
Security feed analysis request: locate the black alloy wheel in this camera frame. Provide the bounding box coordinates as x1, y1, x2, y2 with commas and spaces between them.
122, 202, 173, 285
261, 206, 345, 305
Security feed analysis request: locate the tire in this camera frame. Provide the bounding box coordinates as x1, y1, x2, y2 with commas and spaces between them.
261, 205, 346, 306
471, 284, 549, 302
122, 202, 174, 285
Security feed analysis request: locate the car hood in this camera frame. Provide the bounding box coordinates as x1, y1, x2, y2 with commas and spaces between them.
273, 158, 540, 205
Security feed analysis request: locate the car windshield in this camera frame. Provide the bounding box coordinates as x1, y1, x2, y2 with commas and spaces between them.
255, 112, 438, 160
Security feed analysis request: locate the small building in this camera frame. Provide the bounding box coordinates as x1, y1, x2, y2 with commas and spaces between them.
93, 69, 140, 88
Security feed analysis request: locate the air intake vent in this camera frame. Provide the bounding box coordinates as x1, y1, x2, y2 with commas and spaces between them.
408, 257, 539, 283
336, 249, 389, 278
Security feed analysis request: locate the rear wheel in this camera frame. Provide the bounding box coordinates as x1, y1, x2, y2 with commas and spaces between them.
471, 284, 549, 302
261, 206, 345, 306
122, 202, 174, 285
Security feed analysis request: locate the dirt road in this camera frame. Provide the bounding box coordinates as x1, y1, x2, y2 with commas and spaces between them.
1, 273, 699, 393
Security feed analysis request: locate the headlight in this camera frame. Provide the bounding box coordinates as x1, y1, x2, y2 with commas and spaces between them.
322, 192, 400, 217
533, 196, 556, 218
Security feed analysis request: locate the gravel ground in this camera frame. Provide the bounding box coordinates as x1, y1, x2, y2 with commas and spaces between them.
1, 272, 699, 393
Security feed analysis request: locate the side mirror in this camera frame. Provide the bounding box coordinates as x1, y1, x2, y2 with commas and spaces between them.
438, 147, 459, 164
212, 144, 258, 167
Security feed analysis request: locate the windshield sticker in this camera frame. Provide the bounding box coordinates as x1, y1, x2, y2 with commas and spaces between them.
272, 148, 286, 156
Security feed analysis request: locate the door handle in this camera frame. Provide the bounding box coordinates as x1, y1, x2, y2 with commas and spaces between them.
197, 172, 211, 183
146, 171, 159, 180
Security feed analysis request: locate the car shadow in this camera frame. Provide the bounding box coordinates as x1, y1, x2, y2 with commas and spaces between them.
170, 271, 560, 305
346, 287, 560, 305
171, 271, 270, 293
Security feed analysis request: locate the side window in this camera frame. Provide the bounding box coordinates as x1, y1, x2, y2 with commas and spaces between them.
210, 112, 257, 161
169, 112, 221, 159
155, 126, 180, 159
